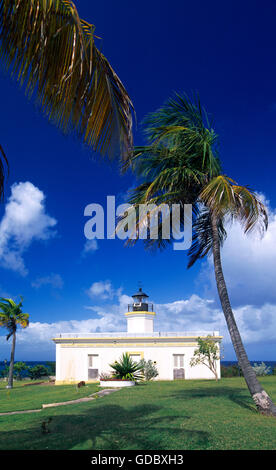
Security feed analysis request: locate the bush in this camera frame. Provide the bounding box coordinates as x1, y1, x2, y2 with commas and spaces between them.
45, 361, 56, 376
27, 364, 50, 380
0, 360, 9, 379
13, 362, 28, 380
252, 362, 271, 376
139, 359, 159, 381
100, 372, 111, 380
221, 365, 242, 377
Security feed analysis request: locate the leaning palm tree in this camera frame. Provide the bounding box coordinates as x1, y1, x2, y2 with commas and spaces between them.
0, 0, 134, 200
118, 93, 276, 416
191, 176, 276, 415
0, 297, 29, 388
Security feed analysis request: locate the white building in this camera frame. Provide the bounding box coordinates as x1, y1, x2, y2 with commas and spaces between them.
53, 288, 222, 384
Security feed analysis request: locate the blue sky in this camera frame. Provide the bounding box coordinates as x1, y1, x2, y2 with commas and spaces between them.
0, 0, 276, 361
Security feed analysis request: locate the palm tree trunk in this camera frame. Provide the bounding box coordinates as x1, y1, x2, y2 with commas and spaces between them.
211, 212, 276, 416
7, 331, 16, 389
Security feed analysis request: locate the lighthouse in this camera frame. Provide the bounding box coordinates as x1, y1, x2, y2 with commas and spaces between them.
125, 287, 156, 333
54, 284, 222, 383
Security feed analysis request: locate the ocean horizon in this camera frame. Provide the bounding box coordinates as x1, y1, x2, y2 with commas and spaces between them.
1, 360, 275, 372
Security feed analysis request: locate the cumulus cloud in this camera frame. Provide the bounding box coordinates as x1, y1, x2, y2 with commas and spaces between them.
86, 280, 122, 300
31, 273, 64, 290
0, 299, 129, 358
157, 297, 276, 349
2, 189, 276, 362
81, 239, 99, 257
154, 295, 222, 333
0, 294, 213, 357
0, 182, 57, 275
197, 192, 276, 308
1, 283, 276, 360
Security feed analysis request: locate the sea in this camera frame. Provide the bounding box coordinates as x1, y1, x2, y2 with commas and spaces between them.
0, 360, 276, 375
220, 360, 276, 374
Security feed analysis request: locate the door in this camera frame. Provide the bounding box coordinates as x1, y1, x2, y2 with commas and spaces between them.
173, 354, 185, 379
88, 354, 99, 379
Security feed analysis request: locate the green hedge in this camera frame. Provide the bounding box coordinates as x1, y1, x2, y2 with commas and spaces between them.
221, 365, 242, 377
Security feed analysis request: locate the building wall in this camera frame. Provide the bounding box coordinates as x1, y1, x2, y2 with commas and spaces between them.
55, 342, 221, 384
126, 315, 154, 333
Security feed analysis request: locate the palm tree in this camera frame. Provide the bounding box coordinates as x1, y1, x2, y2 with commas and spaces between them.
0, 297, 29, 388
194, 176, 276, 415
118, 93, 276, 416
0, 0, 134, 200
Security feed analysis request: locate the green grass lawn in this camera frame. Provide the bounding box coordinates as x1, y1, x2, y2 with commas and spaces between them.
0, 377, 276, 450
0, 380, 99, 413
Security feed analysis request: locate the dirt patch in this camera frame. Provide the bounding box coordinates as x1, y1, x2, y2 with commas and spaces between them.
22, 380, 55, 387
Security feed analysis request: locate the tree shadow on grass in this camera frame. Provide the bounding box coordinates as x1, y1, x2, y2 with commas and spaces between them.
0, 403, 210, 450
170, 386, 257, 414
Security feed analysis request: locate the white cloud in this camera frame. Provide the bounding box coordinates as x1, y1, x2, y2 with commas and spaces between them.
197, 193, 276, 308
184, 191, 276, 357
1, 287, 276, 359
232, 303, 276, 343
81, 239, 99, 257
0, 182, 57, 275
157, 297, 276, 347
86, 280, 122, 300
31, 273, 64, 289
2, 190, 276, 362
154, 295, 222, 332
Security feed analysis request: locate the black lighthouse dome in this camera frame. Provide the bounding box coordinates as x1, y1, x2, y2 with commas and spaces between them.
128, 287, 153, 312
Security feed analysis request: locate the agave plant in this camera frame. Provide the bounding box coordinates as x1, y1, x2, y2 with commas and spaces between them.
109, 353, 144, 382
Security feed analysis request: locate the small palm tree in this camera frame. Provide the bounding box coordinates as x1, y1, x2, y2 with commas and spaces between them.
119, 93, 276, 416
0, 297, 29, 388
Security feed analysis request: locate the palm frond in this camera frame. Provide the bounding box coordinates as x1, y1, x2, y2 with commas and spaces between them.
0, 0, 134, 159
0, 297, 16, 308
233, 185, 268, 234
133, 92, 221, 178
187, 207, 227, 268
200, 175, 268, 235
0, 297, 29, 337
116, 189, 196, 253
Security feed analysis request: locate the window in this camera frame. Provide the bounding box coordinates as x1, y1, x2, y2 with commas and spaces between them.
173, 354, 184, 368
129, 354, 141, 363
88, 354, 99, 379
88, 354, 99, 367
173, 354, 185, 379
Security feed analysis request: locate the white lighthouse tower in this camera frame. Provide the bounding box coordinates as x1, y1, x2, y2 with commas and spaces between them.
125, 287, 156, 333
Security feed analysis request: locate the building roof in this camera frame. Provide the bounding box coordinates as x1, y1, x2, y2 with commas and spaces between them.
132, 287, 149, 298
52, 331, 222, 343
